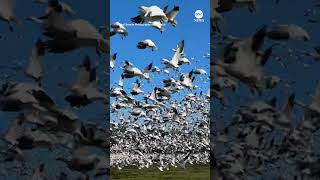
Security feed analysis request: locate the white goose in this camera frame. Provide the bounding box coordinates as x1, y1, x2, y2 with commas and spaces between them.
137, 39, 157, 51
131, 5, 168, 24
111, 87, 126, 98
194, 69, 207, 75
65, 56, 107, 107
163, 78, 177, 87
162, 40, 184, 70
110, 21, 128, 37
144, 88, 158, 102
216, 26, 273, 92
110, 53, 117, 70
163, 5, 180, 26
150, 21, 164, 33
163, 69, 170, 74
122, 61, 152, 80
152, 66, 161, 73
35, 7, 108, 54
0, 82, 53, 112
45, 19, 108, 54
179, 71, 195, 89
178, 57, 191, 65
131, 80, 144, 95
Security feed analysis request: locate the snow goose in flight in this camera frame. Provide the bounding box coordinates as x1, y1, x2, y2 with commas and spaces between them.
111, 87, 127, 99
36, 7, 108, 54
14, 127, 59, 150
179, 71, 195, 90
27, 1, 70, 27
150, 21, 164, 33
178, 57, 191, 65
131, 5, 168, 24
36, 0, 71, 35
65, 56, 107, 107
144, 88, 158, 102
156, 87, 171, 99
137, 39, 157, 51
162, 40, 184, 70
194, 69, 207, 75
0, 82, 54, 112
110, 21, 128, 37
172, 46, 186, 57
25, 39, 46, 86
163, 5, 180, 26
266, 24, 310, 41
163, 69, 170, 74
110, 53, 117, 70
122, 61, 152, 80
216, 26, 274, 92
0, 0, 20, 32
163, 78, 177, 87
131, 80, 144, 95
152, 66, 161, 73
43, 19, 108, 54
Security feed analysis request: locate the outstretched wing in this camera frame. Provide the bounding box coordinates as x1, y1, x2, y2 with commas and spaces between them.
166, 6, 179, 19
171, 40, 184, 65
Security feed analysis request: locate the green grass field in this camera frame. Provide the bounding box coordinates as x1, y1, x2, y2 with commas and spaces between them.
110, 165, 210, 180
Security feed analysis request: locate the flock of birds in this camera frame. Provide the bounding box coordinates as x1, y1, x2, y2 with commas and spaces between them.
110, 4, 210, 171
212, 0, 320, 179
0, 0, 108, 179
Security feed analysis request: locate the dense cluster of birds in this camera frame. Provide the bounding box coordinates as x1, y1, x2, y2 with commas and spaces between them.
0, 0, 108, 179
212, 0, 320, 179
110, 4, 210, 170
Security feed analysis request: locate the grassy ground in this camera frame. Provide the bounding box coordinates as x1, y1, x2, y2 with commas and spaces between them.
110, 164, 209, 180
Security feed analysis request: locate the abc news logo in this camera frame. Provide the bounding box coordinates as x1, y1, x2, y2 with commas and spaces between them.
194, 10, 204, 23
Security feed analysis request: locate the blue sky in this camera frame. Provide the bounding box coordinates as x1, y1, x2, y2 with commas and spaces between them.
110, 0, 210, 110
